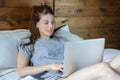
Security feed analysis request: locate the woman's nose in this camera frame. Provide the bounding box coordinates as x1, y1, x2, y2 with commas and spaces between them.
48, 23, 53, 28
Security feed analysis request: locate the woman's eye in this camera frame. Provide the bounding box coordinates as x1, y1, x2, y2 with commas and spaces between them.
44, 22, 48, 24
52, 21, 55, 24
52, 22, 55, 24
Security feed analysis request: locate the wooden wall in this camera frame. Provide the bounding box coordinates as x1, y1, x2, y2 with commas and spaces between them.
0, 0, 53, 30
0, 0, 120, 49
55, 0, 120, 49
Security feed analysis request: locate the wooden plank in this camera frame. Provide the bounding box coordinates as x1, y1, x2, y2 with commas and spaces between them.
55, 6, 120, 17
89, 0, 120, 7
85, 0, 120, 7
56, 0, 120, 7
1, 0, 53, 7
0, 8, 32, 30
56, 17, 120, 38
55, 0, 120, 17
55, 17, 120, 27
0, 0, 1, 7
55, 0, 85, 7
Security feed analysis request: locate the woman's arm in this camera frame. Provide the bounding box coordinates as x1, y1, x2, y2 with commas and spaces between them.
17, 52, 49, 77
17, 52, 63, 77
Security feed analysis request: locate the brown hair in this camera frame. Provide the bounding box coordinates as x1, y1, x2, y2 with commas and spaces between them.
22, 4, 54, 46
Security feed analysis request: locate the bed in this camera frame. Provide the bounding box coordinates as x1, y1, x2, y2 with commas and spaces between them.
0, 25, 120, 80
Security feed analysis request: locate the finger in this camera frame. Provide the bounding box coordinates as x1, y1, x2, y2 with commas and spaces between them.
58, 70, 63, 74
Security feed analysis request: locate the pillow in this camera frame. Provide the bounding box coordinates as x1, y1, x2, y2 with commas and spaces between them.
0, 25, 82, 69
54, 25, 83, 41
0, 29, 30, 69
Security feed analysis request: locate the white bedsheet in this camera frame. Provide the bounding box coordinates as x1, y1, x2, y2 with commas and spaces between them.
21, 76, 38, 80
103, 48, 120, 62
0, 68, 20, 80
0, 69, 37, 80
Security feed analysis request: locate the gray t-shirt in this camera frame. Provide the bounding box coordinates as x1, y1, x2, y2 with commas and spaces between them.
18, 37, 68, 80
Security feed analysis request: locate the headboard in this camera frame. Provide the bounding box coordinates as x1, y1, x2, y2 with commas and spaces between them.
0, 0, 120, 49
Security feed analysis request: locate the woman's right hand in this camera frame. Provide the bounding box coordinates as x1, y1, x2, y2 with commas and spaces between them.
47, 63, 63, 73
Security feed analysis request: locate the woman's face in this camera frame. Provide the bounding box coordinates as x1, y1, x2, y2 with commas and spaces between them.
36, 14, 55, 39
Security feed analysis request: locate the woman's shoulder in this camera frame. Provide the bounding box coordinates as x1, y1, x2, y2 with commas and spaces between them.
18, 38, 33, 59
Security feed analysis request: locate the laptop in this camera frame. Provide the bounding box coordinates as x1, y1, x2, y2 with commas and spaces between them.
63, 38, 105, 77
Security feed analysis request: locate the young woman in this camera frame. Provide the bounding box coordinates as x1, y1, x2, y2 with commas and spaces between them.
17, 4, 120, 80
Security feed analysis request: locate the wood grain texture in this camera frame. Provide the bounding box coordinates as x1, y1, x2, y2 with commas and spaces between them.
0, 0, 53, 30
0, 0, 53, 7
55, 0, 120, 49
0, 0, 119, 49
56, 17, 120, 49
0, 8, 32, 30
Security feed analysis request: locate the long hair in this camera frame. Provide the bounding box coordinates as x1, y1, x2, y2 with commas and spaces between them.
22, 4, 54, 46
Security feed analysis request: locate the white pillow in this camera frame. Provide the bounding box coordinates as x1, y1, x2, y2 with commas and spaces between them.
0, 29, 30, 69
54, 25, 83, 41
